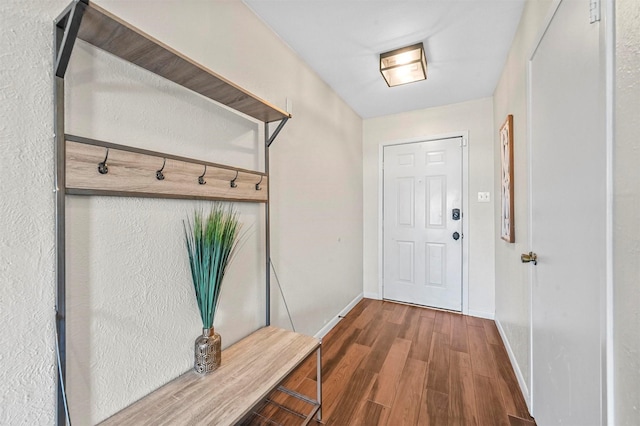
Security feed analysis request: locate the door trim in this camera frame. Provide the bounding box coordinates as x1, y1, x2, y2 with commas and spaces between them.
526, 0, 613, 421
604, 0, 614, 424
377, 131, 469, 315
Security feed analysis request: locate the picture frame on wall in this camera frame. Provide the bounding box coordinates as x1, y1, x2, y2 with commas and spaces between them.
500, 114, 515, 243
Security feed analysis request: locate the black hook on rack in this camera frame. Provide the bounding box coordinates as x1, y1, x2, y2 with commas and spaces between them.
98, 148, 109, 174
255, 175, 263, 191
156, 158, 166, 180
230, 170, 239, 188
198, 165, 207, 185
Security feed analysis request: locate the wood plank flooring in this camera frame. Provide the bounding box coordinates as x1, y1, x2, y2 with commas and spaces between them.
250, 299, 535, 426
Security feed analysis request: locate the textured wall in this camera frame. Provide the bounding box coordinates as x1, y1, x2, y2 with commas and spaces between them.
363, 98, 496, 317
0, 0, 68, 424
614, 0, 640, 423
1, 0, 363, 423
64, 40, 267, 423
492, 0, 553, 404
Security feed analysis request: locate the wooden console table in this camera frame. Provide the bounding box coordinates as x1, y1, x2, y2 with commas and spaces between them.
100, 327, 321, 425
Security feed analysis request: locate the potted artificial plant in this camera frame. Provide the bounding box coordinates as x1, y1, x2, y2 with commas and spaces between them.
184, 204, 241, 374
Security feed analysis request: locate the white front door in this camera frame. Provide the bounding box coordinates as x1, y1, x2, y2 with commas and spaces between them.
383, 137, 462, 311
529, 0, 605, 423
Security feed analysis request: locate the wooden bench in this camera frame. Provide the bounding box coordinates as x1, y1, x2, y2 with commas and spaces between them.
100, 326, 322, 425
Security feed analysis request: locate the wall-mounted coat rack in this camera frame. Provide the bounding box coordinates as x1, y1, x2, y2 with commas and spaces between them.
54, 1, 291, 424
65, 135, 268, 203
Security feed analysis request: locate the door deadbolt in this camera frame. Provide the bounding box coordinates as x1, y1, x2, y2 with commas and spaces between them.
452, 232, 460, 241
452, 208, 461, 221
521, 252, 537, 265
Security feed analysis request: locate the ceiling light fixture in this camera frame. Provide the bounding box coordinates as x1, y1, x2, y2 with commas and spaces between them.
379, 42, 427, 87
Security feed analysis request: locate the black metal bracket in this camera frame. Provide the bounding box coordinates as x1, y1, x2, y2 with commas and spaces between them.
55, 0, 87, 78
266, 117, 289, 147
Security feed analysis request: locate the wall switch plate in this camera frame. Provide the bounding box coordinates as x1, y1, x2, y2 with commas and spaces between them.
477, 192, 491, 202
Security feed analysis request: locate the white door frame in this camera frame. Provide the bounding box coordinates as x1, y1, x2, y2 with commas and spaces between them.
526, 0, 613, 421
378, 131, 469, 315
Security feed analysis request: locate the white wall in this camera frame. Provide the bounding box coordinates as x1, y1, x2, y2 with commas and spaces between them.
1, 0, 363, 423
614, 0, 640, 423
495, 0, 640, 421
492, 0, 552, 403
363, 98, 495, 317
0, 1, 70, 424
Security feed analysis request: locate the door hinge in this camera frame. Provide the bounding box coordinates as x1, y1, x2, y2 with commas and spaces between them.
590, 0, 601, 23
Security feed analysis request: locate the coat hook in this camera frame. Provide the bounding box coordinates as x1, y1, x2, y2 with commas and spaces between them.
230, 170, 239, 188
156, 158, 166, 180
98, 148, 109, 174
255, 175, 263, 191
198, 165, 207, 185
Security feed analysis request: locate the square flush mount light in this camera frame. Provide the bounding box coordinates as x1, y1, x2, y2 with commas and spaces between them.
380, 42, 427, 87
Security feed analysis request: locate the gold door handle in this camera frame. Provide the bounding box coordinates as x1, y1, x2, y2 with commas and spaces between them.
521, 252, 537, 265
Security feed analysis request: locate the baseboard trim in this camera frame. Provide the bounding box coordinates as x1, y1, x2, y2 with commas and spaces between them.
495, 317, 532, 412
314, 293, 364, 339
468, 309, 495, 320
363, 291, 380, 300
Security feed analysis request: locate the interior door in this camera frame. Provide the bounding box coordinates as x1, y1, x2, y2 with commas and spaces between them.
383, 137, 462, 311
529, 0, 605, 423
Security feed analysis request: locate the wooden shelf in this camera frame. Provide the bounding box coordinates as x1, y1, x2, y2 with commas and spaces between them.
99, 327, 320, 426
76, 1, 291, 123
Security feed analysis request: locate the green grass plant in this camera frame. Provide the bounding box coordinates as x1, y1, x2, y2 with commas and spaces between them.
184, 204, 241, 329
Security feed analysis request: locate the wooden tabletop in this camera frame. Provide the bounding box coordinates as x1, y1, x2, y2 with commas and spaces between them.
99, 326, 320, 425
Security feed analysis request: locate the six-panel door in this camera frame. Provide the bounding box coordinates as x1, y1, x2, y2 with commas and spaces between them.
383, 138, 463, 311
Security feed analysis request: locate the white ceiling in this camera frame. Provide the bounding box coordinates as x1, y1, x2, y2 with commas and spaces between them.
244, 0, 526, 119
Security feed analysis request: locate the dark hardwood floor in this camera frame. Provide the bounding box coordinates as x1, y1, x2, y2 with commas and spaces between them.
250, 299, 535, 426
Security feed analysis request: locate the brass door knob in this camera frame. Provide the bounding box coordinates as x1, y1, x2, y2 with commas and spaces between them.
521, 252, 537, 265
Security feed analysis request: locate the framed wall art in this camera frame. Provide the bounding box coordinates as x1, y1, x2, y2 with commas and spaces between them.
500, 114, 515, 243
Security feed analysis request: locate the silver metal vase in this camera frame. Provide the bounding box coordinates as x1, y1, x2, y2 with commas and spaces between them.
194, 327, 221, 374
